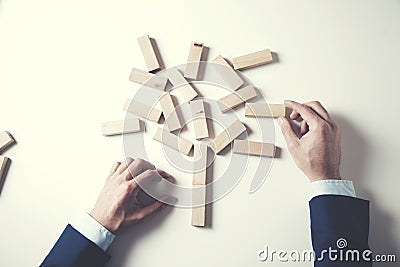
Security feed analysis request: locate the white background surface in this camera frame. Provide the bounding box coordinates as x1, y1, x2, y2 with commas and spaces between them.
0, 0, 399, 266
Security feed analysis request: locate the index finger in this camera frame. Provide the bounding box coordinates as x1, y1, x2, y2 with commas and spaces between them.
284, 100, 320, 128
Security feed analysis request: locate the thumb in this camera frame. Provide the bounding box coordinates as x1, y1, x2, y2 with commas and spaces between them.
278, 117, 298, 150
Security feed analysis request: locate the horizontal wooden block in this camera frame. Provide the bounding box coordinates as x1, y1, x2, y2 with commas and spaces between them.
190, 100, 209, 140
245, 103, 285, 118
232, 49, 273, 70
0, 156, 11, 194
168, 69, 198, 102
123, 99, 162, 123
129, 68, 168, 90
184, 42, 204, 80
232, 140, 275, 157
101, 119, 142, 136
137, 35, 163, 72
0, 132, 15, 153
212, 120, 246, 154
193, 144, 208, 185
217, 85, 257, 112
212, 55, 243, 90
191, 185, 206, 227
159, 93, 182, 132
153, 127, 193, 155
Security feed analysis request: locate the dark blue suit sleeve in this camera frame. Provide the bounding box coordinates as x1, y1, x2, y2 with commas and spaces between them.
40, 224, 111, 267
309, 195, 371, 267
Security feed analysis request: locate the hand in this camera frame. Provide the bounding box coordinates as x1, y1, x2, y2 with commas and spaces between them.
90, 158, 172, 233
279, 100, 341, 182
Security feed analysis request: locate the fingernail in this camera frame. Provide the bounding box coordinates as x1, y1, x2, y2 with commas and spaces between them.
278, 117, 283, 126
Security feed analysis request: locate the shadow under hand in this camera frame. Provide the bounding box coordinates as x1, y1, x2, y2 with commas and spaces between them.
334, 114, 399, 265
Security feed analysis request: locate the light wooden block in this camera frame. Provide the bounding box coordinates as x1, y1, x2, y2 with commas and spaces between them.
153, 127, 193, 155
245, 103, 285, 118
193, 144, 208, 185
190, 100, 209, 140
184, 42, 204, 80
0, 156, 11, 193
232, 140, 275, 157
212, 120, 246, 154
168, 69, 198, 102
192, 185, 206, 227
217, 85, 257, 112
101, 119, 142, 136
137, 35, 163, 72
232, 49, 273, 70
129, 68, 168, 90
0, 132, 15, 153
159, 93, 182, 132
123, 99, 162, 123
212, 55, 243, 90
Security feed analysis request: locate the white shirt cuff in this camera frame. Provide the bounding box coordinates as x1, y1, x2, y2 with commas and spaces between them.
311, 179, 356, 199
70, 213, 115, 251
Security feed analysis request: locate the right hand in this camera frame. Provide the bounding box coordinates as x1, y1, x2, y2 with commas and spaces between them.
279, 100, 341, 182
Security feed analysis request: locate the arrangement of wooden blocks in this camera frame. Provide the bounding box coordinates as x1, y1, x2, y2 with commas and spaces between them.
101, 35, 282, 227
0, 131, 15, 194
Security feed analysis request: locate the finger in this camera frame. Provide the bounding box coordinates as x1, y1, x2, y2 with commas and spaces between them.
279, 117, 299, 151
109, 162, 121, 177
303, 101, 332, 122
130, 200, 164, 221
131, 169, 162, 188
290, 110, 301, 120
124, 158, 155, 180
284, 100, 320, 129
116, 157, 134, 174
300, 120, 309, 136
157, 169, 172, 179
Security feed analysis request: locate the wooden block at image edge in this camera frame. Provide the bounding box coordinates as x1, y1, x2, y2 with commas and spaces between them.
245, 103, 285, 118
211, 55, 243, 90
212, 120, 246, 154
232, 140, 275, 157
168, 69, 198, 102
101, 119, 142, 136
137, 35, 163, 72
232, 49, 273, 70
159, 93, 182, 132
123, 99, 162, 123
153, 127, 193, 155
184, 42, 204, 80
191, 185, 206, 227
217, 85, 257, 112
0, 156, 11, 194
190, 100, 209, 140
129, 68, 168, 90
0, 132, 15, 153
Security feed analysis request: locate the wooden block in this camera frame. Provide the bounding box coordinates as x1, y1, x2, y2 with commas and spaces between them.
232, 140, 275, 157
137, 35, 163, 72
192, 185, 206, 227
101, 119, 142, 136
245, 103, 285, 118
212, 120, 246, 154
190, 100, 209, 140
153, 127, 193, 155
0, 156, 11, 194
0, 132, 15, 153
193, 144, 208, 185
184, 42, 204, 80
212, 55, 243, 90
232, 49, 273, 70
159, 93, 182, 132
168, 69, 198, 102
129, 68, 168, 90
217, 85, 257, 112
123, 99, 162, 123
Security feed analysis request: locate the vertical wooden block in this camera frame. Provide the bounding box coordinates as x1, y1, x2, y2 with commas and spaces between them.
159, 93, 182, 132
0, 132, 15, 153
137, 35, 163, 72
0, 156, 11, 194
245, 103, 285, 118
153, 127, 193, 155
217, 85, 257, 112
123, 99, 162, 123
232, 140, 275, 157
193, 144, 208, 185
192, 185, 206, 227
190, 100, 209, 140
129, 68, 168, 90
184, 42, 204, 80
101, 119, 142, 136
212, 55, 243, 90
212, 120, 246, 154
232, 49, 273, 70
168, 69, 198, 102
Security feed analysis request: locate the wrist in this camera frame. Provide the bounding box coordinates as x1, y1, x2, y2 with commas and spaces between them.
89, 211, 120, 233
